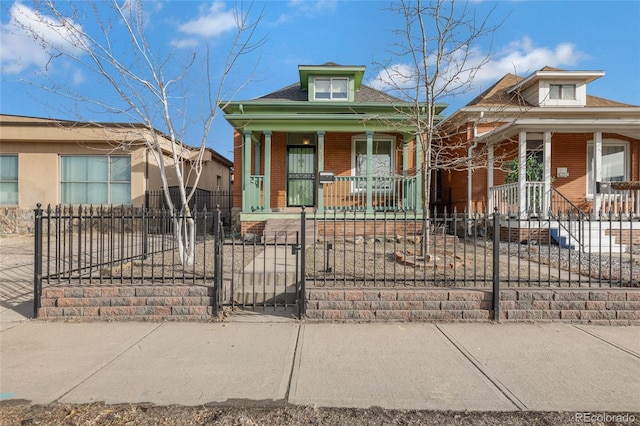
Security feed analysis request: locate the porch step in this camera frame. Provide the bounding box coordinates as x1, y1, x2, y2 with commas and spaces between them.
38, 285, 217, 320
263, 218, 315, 245
551, 224, 627, 254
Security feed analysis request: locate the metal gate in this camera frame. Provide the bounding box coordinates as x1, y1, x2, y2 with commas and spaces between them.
222, 211, 307, 318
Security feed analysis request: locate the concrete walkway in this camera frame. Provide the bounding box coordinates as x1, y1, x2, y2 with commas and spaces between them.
1, 317, 639, 412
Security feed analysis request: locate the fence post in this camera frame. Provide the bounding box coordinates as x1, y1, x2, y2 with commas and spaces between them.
33, 203, 43, 318
212, 208, 222, 317
298, 207, 307, 318
492, 208, 500, 321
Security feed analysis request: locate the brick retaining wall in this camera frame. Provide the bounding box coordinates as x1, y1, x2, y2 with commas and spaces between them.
38, 285, 217, 320
305, 287, 640, 324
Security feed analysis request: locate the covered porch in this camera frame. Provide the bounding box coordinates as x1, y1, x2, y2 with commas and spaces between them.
485, 129, 640, 219
241, 130, 424, 214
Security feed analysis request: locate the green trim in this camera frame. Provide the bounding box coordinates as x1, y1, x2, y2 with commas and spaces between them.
263, 131, 272, 212
298, 64, 365, 91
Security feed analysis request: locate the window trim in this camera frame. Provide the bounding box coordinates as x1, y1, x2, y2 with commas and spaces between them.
0, 154, 18, 206
351, 134, 395, 193
586, 139, 629, 198
314, 77, 349, 100
59, 155, 132, 205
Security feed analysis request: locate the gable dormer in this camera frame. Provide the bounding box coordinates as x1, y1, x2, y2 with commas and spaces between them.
298, 63, 365, 102
507, 67, 605, 107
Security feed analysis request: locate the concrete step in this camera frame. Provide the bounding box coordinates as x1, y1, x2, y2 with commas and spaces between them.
264, 219, 315, 245
551, 225, 627, 253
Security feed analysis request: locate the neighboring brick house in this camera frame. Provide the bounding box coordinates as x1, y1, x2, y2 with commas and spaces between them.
0, 114, 232, 233
437, 67, 640, 218
220, 63, 445, 234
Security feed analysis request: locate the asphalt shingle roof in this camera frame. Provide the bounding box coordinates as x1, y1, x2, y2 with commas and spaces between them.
466, 70, 635, 108
255, 83, 406, 104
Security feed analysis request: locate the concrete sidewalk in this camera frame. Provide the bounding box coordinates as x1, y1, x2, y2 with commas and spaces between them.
1, 317, 639, 412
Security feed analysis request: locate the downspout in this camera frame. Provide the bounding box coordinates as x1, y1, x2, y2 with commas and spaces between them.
467, 112, 483, 215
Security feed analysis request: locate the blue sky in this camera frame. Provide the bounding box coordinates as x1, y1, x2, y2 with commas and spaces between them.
2, 0, 639, 160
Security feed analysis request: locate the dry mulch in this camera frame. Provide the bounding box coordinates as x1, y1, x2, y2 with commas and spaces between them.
1, 403, 626, 426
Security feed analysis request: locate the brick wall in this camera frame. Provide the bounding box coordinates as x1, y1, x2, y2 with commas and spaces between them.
38, 285, 216, 320
318, 220, 423, 239
500, 227, 551, 244
241, 220, 266, 236
305, 287, 640, 324
606, 229, 640, 247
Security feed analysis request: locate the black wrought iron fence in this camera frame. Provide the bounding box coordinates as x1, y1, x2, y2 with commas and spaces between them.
306, 209, 639, 290
33, 204, 638, 320
33, 204, 225, 317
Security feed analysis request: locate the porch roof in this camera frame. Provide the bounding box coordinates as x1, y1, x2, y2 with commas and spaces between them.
474, 117, 640, 142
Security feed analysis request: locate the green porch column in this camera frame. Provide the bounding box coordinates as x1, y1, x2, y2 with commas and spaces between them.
415, 134, 423, 211
366, 131, 374, 213
242, 130, 252, 213
263, 131, 272, 212
317, 131, 325, 213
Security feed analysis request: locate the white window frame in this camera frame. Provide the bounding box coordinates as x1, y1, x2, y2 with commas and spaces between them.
549, 83, 576, 100
351, 135, 395, 193
314, 77, 348, 100
0, 154, 18, 205
586, 139, 629, 197
60, 155, 132, 205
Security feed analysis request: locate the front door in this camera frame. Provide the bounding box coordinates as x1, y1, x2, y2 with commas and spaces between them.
287, 146, 315, 206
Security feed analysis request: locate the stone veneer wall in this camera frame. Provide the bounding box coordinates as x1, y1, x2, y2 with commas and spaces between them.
0, 208, 34, 235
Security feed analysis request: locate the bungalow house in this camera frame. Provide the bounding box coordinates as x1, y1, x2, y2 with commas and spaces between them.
439, 67, 640, 217
438, 67, 640, 251
0, 114, 233, 233
220, 62, 445, 235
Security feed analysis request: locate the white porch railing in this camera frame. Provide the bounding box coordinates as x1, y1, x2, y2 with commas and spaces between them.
599, 187, 640, 218
489, 181, 546, 216
323, 175, 419, 211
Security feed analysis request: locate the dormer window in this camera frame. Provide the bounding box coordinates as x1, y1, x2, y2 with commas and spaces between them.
549, 84, 576, 100
315, 77, 348, 100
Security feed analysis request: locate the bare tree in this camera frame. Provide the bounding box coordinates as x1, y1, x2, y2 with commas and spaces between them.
13, 0, 264, 265
374, 0, 503, 256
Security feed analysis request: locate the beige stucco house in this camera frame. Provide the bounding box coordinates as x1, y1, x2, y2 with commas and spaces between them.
0, 114, 232, 233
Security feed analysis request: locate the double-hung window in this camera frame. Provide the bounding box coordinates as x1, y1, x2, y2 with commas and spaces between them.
0, 155, 18, 205
60, 155, 131, 204
315, 77, 348, 100
549, 84, 576, 100
587, 141, 627, 196
353, 138, 393, 191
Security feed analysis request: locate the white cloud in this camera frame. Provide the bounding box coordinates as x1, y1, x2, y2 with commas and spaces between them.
177, 2, 237, 38
288, 0, 337, 15
170, 38, 199, 49
0, 2, 87, 74
476, 37, 584, 82
369, 37, 585, 95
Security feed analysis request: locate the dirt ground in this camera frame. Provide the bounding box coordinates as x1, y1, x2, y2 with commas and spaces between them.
3, 402, 633, 426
